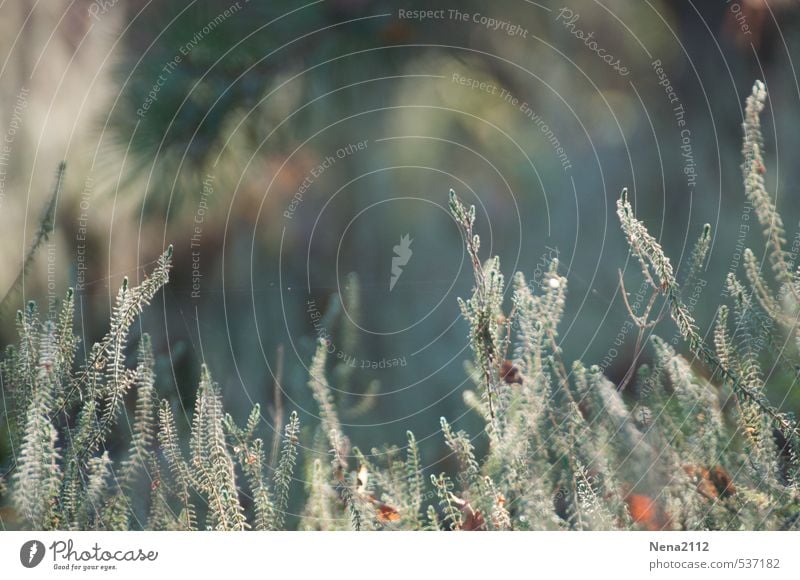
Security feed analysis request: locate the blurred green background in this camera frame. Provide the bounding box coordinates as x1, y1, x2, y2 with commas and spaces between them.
2, 0, 800, 491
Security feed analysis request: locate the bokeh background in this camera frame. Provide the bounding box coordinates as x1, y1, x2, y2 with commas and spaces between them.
2, 0, 800, 512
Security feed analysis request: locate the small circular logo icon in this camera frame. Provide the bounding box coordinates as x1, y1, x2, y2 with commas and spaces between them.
20, 540, 45, 568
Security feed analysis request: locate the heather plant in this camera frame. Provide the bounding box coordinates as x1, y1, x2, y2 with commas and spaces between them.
0, 80, 799, 531
0, 248, 302, 531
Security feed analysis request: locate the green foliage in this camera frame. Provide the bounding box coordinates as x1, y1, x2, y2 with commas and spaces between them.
299, 80, 796, 531
1, 81, 798, 531
0, 246, 302, 531
450, 190, 507, 420
272, 411, 300, 530
431, 473, 463, 531
190, 366, 248, 531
